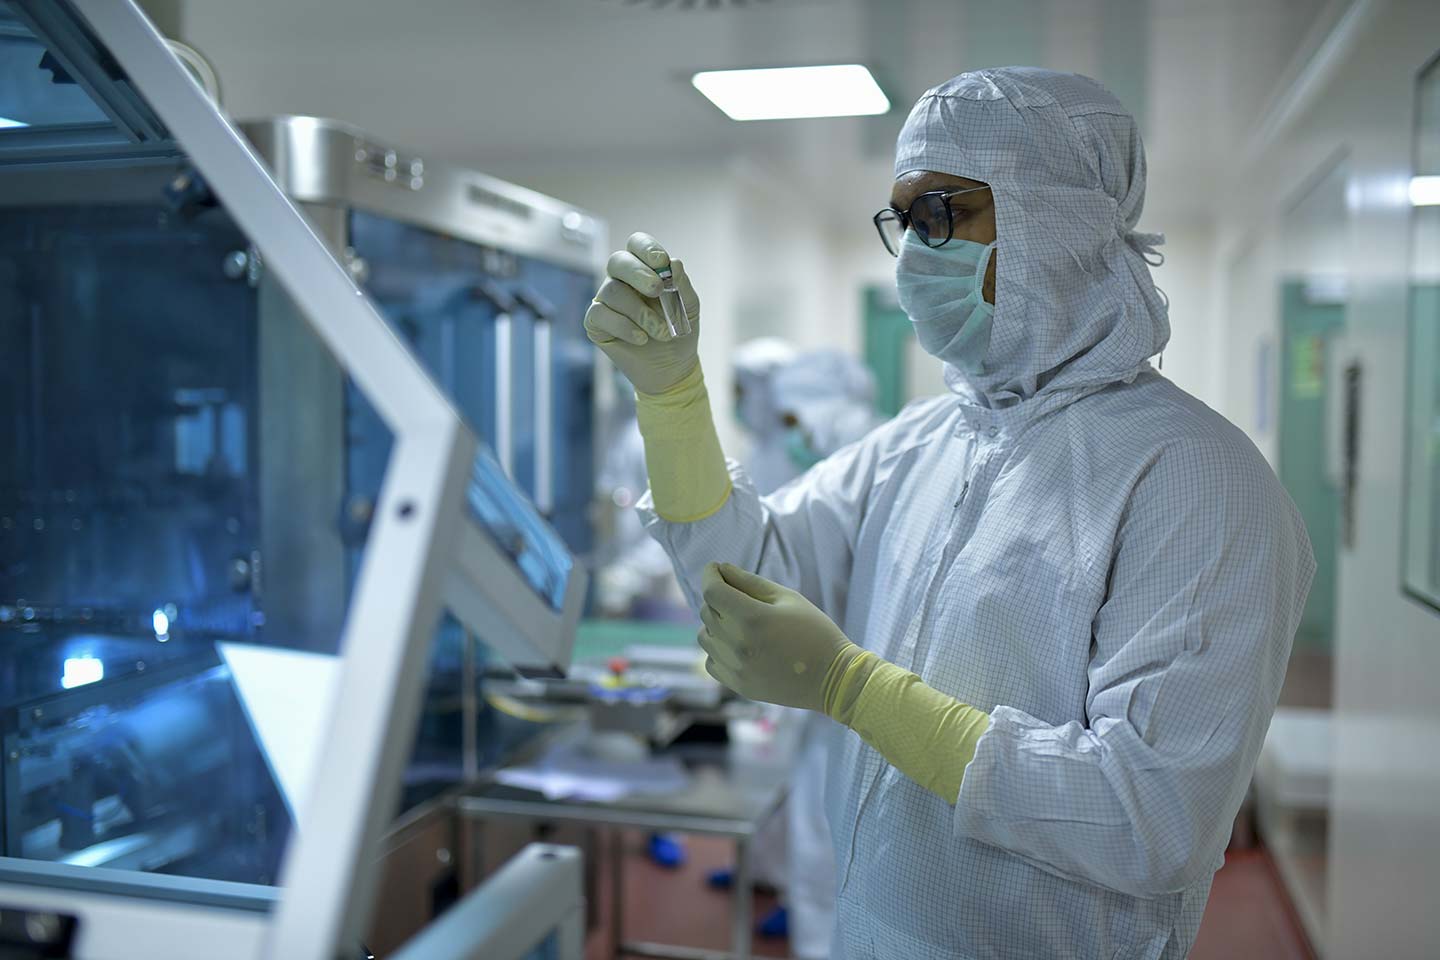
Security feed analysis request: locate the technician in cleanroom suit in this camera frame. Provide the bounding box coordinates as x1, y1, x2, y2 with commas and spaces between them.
732, 337, 801, 495
584, 67, 1314, 959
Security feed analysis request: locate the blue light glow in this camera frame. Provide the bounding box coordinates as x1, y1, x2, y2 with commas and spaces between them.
61, 656, 104, 690
0, 117, 29, 129
152, 608, 170, 637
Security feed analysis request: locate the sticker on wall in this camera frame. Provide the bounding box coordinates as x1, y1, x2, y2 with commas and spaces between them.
1290, 335, 1326, 399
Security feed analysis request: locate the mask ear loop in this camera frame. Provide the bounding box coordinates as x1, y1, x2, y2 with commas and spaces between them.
974, 241, 998, 304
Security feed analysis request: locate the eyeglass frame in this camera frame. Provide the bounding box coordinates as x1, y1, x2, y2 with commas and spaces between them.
873, 185, 991, 257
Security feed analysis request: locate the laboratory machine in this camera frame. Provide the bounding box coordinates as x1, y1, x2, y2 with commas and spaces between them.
234, 113, 606, 815
0, 1, 588, 957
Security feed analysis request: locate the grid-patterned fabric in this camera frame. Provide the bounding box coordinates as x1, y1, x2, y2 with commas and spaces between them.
894, 67, 1170, 406
640, 373, 1313, 958
636, 67, 1313, 958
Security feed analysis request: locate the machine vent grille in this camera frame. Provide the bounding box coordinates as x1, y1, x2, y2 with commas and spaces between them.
467, 184, 533, 220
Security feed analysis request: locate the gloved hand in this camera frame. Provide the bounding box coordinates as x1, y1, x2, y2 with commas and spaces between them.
697, 562, 864, 713
698, 561, 993, 805
585, 232, 701, 396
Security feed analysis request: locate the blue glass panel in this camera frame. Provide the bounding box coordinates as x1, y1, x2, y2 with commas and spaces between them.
0, 198, 297, 886
466, 447, 572, 613
346, 210, 585, 609
345, 211, 578, 811
513, 256, 597, 556
0, 4, 109, 130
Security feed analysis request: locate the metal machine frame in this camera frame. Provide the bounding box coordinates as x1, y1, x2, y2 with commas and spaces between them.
388, 843, 584, 960
239, 115, 603, 276
0, 2, 587, 957
237, 114, 605, 681
239, 114, 607, 526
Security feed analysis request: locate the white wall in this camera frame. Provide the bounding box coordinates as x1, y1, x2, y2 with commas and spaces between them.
1148, 221, 1220, 405
1218, 229, 1284, 466
1216, 1, 1440, 955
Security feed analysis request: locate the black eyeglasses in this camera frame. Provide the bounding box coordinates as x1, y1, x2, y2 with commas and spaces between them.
873, 185, 989, 257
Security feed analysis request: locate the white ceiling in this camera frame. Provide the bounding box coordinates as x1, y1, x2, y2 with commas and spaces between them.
176, 0, 1336, 223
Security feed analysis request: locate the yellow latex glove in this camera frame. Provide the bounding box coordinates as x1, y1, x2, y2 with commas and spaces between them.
699, 562, 864, 713
585, 232, 730, 523
633, 364, 732, 522
698, 562, 992, 804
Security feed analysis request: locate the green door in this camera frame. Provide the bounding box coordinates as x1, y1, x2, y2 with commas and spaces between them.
864, 286, 914, 417
1279, 280, 1346, 653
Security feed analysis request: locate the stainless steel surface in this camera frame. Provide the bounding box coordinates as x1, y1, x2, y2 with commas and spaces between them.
457, 731, 795, 960
609, 826, 624, 960
459, 796, 759, 838
239, 115, 606, 275
730, 838, 752, 960
458, 793, 773, 960
496, 311, 515, 477
460, 726, 794, 829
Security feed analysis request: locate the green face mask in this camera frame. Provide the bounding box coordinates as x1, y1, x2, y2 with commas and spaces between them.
785, 427, 823, 470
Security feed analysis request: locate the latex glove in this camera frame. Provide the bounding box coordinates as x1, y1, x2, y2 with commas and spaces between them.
585, 232, 701, 396
697, 562, 864, 713
698, 562, 993, 805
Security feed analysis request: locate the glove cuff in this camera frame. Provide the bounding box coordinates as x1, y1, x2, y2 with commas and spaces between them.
822, 646, 877, 725
634, 363, 732, 522
824, 649, 992, 805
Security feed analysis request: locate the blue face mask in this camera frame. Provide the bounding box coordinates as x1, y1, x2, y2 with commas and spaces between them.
894, 230, 997, 375
785, 427, 824, 470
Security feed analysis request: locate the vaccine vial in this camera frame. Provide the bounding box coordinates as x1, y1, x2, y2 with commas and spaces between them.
655, 265, 691, 338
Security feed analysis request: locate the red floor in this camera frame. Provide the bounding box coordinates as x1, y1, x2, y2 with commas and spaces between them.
584, 831, 790, 960
585, 835, 1315, 959
1191, 849, 1316, 960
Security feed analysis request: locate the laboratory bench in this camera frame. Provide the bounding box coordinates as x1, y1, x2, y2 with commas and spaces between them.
454, 714, 799, 960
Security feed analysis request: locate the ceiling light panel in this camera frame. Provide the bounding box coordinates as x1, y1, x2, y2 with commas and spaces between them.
691, 64, 890, 121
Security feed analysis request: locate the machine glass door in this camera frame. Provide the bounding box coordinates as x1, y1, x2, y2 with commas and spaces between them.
0, 10, 331, 895
1404, 53, 1440, 612
0, 0, 363, 900
0, 3, 582, 957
